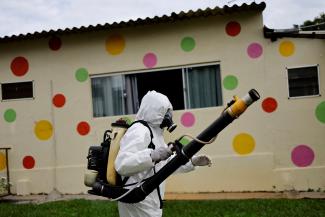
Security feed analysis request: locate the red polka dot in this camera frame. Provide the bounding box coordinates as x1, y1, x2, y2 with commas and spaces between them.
49, 36, 62, 51
23, 156, 35, 169
77, 121, 90, 136
262, 97, 278, 113
11, 56, 29, 76
53, 93, 66, 108
225, 21, 241, 37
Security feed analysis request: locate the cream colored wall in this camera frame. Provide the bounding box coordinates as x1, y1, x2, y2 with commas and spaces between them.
0, 10, 324, 195
261, 38, 325, 191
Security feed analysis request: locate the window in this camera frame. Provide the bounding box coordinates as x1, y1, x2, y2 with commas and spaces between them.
91, 64, 222, 117
184, 66, 222, 109
1, 81, 34, 101
287, 65, 320, 98
91, 76, 124, 116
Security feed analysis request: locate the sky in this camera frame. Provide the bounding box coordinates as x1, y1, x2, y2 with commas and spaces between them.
0, 0, 324, 37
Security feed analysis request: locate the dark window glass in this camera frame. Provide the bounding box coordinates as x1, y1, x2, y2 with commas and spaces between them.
287, 66, 320, 98
1, 81, 34, 100
136, 69, 184, 110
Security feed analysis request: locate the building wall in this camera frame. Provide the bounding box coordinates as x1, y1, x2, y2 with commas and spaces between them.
0, 10, 324, 195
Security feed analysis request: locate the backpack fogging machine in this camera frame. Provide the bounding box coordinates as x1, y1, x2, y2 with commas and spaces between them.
84, 89, 260, 203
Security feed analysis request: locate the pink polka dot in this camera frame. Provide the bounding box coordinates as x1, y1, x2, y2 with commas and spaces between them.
291, 145, 314, 167
143, 52, 157, 68
181, 112, 195, 127
247, 43, 263, 59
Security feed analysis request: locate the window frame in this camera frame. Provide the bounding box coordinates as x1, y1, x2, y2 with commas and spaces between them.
0, 80, 35, 102
286, 64, 321, 99
90, 61, 222, 117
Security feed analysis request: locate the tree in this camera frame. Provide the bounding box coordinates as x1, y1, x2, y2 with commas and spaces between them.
299, 12, 325, 30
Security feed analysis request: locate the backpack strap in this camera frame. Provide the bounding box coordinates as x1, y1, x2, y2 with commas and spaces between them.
121, 120, 155, 186
129, 120, 155, 150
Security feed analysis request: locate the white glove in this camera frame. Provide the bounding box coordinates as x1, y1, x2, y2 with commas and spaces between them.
150, 146, 172, 163
191, 155, 212, 167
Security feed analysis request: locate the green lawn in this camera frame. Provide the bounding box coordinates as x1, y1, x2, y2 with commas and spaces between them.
0, 199, 324, 217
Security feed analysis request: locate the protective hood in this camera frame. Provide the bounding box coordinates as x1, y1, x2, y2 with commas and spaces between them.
136, 91, 172, 126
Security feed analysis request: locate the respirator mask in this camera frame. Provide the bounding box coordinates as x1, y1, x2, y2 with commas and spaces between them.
160, 109, 177, 133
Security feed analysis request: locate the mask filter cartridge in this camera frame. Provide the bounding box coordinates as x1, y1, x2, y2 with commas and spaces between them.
160, 109, 177, 132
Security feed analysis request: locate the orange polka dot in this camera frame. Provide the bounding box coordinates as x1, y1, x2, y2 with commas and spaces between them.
0, 152, 7, 171
279, 41, 295, 57
105, 34, 125, 55
34, 120, 53, 140
233, 133, 255, 155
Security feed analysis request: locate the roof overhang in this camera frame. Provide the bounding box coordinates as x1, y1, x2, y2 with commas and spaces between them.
0, 2, 266, 43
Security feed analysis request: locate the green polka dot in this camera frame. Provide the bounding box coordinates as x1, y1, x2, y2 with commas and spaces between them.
223, 75, 238, 90
4, 109, 16, 123
179, 137, 190, 146
181, 37, 195, 52
315, 101, 325, 123
75, 68, 89, 82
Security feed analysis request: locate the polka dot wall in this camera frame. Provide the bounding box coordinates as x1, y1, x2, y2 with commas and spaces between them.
223, 21, 260, 156
173, 21, 321, 170
0, 17, 323, 177
0, 35, 93, 171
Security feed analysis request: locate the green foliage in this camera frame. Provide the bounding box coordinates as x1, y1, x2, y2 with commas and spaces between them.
300, 12, 325, 30
0, 177, 9, 195
0, 199, 325, 217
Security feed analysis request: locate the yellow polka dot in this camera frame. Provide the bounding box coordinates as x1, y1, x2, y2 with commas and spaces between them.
105, 34, 125, 55
279, 41, 295, 57
0, 152, 6, 171
232, 133, 255, 155
34, 120, 53, 140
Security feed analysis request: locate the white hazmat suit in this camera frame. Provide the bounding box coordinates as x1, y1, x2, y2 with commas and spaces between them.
115, 90, 210, 217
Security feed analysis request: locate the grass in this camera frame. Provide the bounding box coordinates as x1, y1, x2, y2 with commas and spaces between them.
0, 199, 324, 217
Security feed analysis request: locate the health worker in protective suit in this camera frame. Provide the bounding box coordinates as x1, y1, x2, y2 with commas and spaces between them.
115, 90, 211, 217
